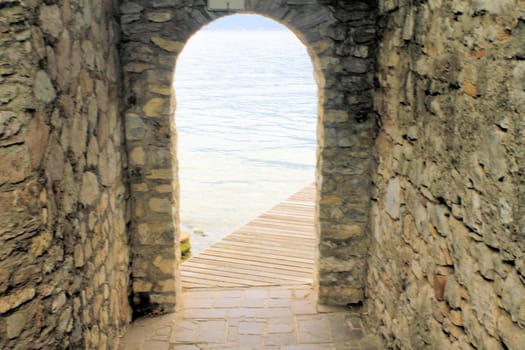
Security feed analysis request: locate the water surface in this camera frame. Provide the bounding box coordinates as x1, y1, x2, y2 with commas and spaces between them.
174, 20, 317, 255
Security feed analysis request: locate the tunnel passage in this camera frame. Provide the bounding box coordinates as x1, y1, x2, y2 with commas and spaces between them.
120, 0, 378, 316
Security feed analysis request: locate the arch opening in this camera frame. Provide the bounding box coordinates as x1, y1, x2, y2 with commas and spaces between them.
121, 1, 377, 317
173, 14, 318, 260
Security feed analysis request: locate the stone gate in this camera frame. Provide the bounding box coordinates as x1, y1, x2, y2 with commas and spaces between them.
121, 0, 378, 316
1, 0, 524, 349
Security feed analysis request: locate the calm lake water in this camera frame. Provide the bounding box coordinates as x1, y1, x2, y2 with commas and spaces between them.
174, 23, 317, 255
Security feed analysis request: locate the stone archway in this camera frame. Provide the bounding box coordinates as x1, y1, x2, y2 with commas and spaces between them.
121, 0, 378, 316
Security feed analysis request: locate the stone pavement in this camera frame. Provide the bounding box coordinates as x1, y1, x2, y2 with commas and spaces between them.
118, 285, 380, 350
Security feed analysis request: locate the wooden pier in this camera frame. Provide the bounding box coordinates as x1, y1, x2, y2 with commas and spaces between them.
180, 184, 317, 289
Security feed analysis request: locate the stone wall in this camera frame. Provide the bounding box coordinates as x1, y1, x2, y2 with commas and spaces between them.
6, 0, 524, 347
368, 0, 525, 348
1, 0, 382, 347
121, 0, 379, 314
0, 0, 130, 348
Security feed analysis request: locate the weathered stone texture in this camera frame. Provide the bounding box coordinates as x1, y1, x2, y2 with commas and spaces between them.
121, 0, 379, 313
0, 0, 130, 348
367, 0, 525, 348
3, 0, 522, 347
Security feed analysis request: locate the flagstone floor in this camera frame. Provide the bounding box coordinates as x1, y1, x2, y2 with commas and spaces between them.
118, 186, 380, 350
118, 285, 379, 350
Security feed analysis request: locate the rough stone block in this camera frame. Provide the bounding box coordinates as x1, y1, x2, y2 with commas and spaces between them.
39, 5, 63, 39
385, 177, 401, 220
148, 197, 172, 213
151, 36, 184, 52
137, 222, 173, 245
153, 256, 176, 275
432, 274, 447, 301
0, 146, 27, 185
80, 172, 100, 206
319, 285, 364, 305
120, 2, 144, 14
143, 97, 168, 117
99, 140, 118, 186
5, 311, 27, 339
0, 111, 22, 142
25, 112, 49, 169
0, 287, 36, 314
0, 268, 8, 294
146, 11, 173, 22
500, 270, 525, 327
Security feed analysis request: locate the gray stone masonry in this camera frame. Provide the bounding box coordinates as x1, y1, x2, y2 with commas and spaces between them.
0, 0, 131, 349
1, 0, 524, 348
367, 0, 525, 349
119, 286, 380, 350
121, 0, 378, 317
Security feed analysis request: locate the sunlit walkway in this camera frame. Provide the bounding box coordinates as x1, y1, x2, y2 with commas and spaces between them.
119, 186, 377, 349
118, 286, 372, 350
181, 185, 316, 288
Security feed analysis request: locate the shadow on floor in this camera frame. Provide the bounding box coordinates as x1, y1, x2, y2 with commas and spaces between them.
118, 285, 381, 350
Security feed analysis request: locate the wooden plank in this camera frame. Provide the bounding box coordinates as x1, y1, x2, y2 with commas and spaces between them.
197, 247, 313, 265
223, 240, 313, 248
217, 234, 311, 245
181, 184, 316, 289
237, 225, 314, 237
179, 275, 246, 288
190, 251, 313, 271
181, 270, 269, 287
210, 244, 314, 261
216, 241, 314, 256
181, 264, 311, 284
182, 260, 312, 278
230, 229, 314, 238
186, 255, 313, 274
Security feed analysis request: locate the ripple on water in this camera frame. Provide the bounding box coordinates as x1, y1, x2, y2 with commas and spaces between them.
175, 27, 317, 256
